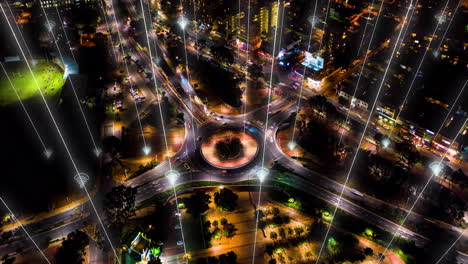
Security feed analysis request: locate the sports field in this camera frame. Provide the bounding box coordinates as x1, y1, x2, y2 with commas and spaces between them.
0, 61, 66, 106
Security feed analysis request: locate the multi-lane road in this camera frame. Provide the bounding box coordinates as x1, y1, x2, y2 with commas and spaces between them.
1, 1, 467, 263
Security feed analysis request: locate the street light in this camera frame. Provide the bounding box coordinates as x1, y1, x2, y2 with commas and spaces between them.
166, 170, 180, 186
143, 146, 151, 156
44, 149, 53, 159
287, 141, 297, 150
177, 17, 189, 30
382, 138, 391, 149
429, 162, 444, 177
256, 167, 269, 183
74, 173, 90, 188
94, 147, 102, 157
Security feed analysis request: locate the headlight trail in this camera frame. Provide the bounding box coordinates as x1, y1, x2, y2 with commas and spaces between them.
0, 62, 50, 158
107, 0, 149, 154
0, 4, 121, 263
0, 197, 52, 264
435, 228, 467, 264
252, 1, 281, 263
391, 0, 453, 132
314, 0, 416, 262
40, 5, 101, 156
139, 0, 172, 170
336, 0, 381, 147
376, 81, 467, 264
290, 0, 320, 144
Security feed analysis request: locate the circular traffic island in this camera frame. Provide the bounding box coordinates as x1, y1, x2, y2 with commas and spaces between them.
201, 129, 258, 169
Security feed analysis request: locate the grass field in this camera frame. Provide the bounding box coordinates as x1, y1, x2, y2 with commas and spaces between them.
0, 61, 66, 106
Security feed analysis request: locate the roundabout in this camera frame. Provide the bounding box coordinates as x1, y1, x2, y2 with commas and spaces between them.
200, 128, 259, 169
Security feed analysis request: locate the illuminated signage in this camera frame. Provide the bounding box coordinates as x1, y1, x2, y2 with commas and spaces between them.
301, 51, 324, 71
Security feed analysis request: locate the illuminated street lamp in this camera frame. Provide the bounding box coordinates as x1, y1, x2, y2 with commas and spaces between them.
166, 170, 180, 186
256, 167, 269, 183
287, 141, 297, 150
44, 149, 53, 159
177, 17, 189, 30
382, 138, 391, 149
143, 146, 151, 156
94, 148, 102, 157
429, 162, 444, 177
74, 173, 90, 188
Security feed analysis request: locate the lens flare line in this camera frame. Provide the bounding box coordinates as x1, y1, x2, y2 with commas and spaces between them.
44, 5, 101, 155
314, 0, 416, 261
317, 0, 333, 53
435, 0, 462, 56
107, 0, 148, 151
0, 197, 52, 264
139, 0, 172, 170
0, 4, 121, 262
435, 229, 467, 264
290, 0, 321, 143
241, 0, 252, 133
0, 62, 49, 154
392, 0, 452, 128
376, 82, 466, 263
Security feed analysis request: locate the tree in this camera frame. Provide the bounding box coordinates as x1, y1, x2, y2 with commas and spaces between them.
247, 64, 264, 80
55, 230, 89, 264
1, 255, 15, 264
212, 220, 219, 228
220, 218, 228, 226
268, 259, 277, 264
214, 188, 239, 211
278, 228, 286, 239
270, 231, 278, 240
104, 185, 137, 227
185, 191, 211, 216
210, 45, 234, 64
364, 247, 373, 256
294, 226, 304, 236
395, 141, 421, 168
223, 223, 237, 238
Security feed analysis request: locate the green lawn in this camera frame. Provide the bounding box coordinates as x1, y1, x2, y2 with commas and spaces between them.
0, 62, 66, 106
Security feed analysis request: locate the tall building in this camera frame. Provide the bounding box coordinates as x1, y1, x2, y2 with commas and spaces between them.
36, 0, 95, 9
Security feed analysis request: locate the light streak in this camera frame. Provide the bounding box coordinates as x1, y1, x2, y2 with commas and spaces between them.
107, 0, 148, 152
99, 0, 119, 63
434, 0, 462, 55
357, 1, 378, 54
5, 2, 33, 61
392, 0, 452, 128
435, 229, 466, 264
338, 0, 411, 147
139, 0, 172, 169
241, 0, 252, 134
0, 197, 52, 264
290, 0, 320, 143
0, 62, 50, 157
191, 0, 198, 59
48, 5, 101, 156
252, 2, 281, 263
314, 0, 416, 262
377, 82, 467, 263
0, 4, 121, 262
317, 0, 333, 53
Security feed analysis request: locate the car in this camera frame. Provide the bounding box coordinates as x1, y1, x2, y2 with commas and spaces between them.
175, 225, 181, 230
196, 136, 202, 141
176, 240, 184, 245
